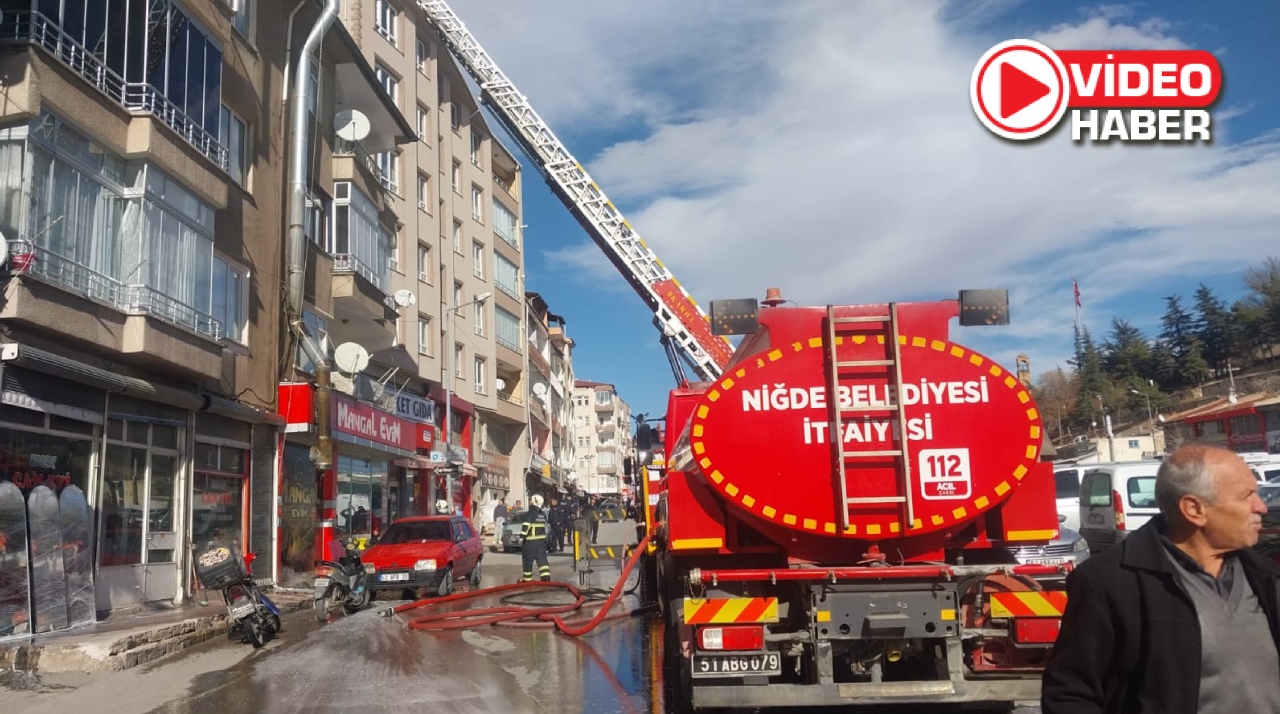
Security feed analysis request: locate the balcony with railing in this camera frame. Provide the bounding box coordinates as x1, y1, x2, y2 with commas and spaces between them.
3, 242, 224, 379
333, 136, 389, 197
0, 12, 229, 172
330, 252, 397, 328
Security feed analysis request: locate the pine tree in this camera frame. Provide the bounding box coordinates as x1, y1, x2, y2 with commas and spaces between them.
1102, 318, 1151, 382
1192, 284, 1235, 376
1070, 324, 1106, 427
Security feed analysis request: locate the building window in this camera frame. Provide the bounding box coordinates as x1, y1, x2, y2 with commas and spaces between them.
493, 200, 518, 247
417, 243, 431, 282
211, 256, 247, 344
219, 106, 249, 186
416, 104, 430, 142
417, 172, 431, 209
375, 151, 400, 194
453, 281, 464, 308
473, 300, 485, 336
330, 181, 392, 292
598, 452, 617, 468
496, 307, 520, 353
416, 38, 429, 74
495, 253, 519, 298
471, 185, 483, 221
232, 0, 252, 38
450, 103, 462, 131
388, 226, 400, 272
418, 314, 432, 355
473, 356, 487, 394
596, 391, 613, 406
0, 114, 227, 337
470, 132, 482, 166
296, 309, 328, 373
451, 159, 461, 194
472, 241, 485, 279
374, 63, 399, 107
452, 220, 463, 253
454, 343, 464, 378
374, 0, 399, 45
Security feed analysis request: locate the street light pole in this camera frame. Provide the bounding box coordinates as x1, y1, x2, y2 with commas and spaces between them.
1130, 389, 1153, 427
443, 291, 492, 512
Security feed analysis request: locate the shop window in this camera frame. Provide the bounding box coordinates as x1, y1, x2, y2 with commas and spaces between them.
336, 455, 387, 542
192, 442, 248, 547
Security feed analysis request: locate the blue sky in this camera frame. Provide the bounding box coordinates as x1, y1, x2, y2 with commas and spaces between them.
451, 0, 1280, 420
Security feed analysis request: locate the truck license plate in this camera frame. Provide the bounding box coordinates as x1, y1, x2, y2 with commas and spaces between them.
691, 652, 780, 678
380, 572, 409, 582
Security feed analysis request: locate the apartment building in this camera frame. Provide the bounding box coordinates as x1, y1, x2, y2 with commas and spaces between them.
572, 382, 634, 497
524, 292, 576, 503
0, 0, 407, 617
333, 0, 526, 522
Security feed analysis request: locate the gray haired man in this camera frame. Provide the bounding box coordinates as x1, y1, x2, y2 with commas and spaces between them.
1043, 444, 1280, 714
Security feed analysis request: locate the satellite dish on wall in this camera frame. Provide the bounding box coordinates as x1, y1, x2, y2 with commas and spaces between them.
333, 342, 371, 375
495, 378, 506, 391
532, 383, 548, 397
334, 109, 371, 142
393, 289, 417, 308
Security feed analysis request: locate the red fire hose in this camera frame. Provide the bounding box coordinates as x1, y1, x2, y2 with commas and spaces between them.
384, 534, 651, 636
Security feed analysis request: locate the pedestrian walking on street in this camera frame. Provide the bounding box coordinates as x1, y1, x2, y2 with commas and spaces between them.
1042, 444, 1280, 714
493, 498, 508, 541
520, 494, 552, 582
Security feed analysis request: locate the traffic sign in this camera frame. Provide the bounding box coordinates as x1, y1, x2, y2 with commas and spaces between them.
970, 39, 1069, 140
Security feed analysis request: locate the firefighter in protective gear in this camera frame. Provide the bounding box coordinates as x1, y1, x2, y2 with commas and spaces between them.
520, 494, 552, 582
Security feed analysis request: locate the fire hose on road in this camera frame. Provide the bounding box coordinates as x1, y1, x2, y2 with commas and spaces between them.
382, 534, 652, 636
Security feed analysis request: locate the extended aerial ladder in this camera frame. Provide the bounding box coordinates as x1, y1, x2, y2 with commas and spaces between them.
418, 0, 734, 383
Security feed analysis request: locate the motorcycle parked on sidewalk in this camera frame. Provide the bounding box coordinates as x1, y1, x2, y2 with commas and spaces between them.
194, 542, 282, 648
314, 536, 372, 620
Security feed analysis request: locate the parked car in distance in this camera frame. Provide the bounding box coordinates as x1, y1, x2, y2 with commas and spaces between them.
360, 515, 483, 597
1255, 483, 1280, 565
1005, 527, 1091, 572
1078, 461, 1163, 554
499, 509, 527, 552
1250, 459, 1280, 483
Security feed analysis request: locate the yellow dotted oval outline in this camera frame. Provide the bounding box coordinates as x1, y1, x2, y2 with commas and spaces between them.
687, 335, 1042, 538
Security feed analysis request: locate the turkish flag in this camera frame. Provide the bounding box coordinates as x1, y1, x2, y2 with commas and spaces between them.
1073, 280, 1082, 308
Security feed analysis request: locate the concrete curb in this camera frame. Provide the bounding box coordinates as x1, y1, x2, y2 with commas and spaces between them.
0, 593, 313, 674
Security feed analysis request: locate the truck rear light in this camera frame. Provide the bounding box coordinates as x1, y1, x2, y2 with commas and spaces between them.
698, 625, 764, 651
1012, 617, 1062, 644
1112, 490, 1125, 531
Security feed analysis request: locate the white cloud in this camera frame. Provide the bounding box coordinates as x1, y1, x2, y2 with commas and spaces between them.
449, 0, 1280, 376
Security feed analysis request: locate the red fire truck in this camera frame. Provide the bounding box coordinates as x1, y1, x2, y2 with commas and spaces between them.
418, 4, 1068, 710
641, 293, 1065, 710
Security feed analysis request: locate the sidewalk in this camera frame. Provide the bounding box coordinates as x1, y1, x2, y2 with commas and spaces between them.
0, 590, 313, 674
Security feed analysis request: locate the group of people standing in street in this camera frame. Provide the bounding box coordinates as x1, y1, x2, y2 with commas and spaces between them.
491, 491, 629, 583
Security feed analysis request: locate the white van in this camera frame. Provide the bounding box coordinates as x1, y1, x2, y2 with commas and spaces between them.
1053, 466, 1089, 531
1250, 460, 1280, 483
1078, 461, 1163, 553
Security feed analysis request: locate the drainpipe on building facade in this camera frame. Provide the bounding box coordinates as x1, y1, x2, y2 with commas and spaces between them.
286, 0, 338, 475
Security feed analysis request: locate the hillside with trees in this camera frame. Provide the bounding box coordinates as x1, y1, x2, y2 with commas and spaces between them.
1033, 257, 1280, 442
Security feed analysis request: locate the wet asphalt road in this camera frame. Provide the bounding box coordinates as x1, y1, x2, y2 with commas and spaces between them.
6, 550, 1041, 714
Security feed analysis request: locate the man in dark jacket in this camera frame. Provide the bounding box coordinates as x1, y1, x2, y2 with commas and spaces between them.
1042, 445, 1280, 714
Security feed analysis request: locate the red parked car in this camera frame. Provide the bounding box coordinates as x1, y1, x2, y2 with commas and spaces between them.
360, 515, 483, 597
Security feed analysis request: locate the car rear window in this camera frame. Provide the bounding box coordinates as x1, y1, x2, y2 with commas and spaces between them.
1054, 470, 1080, 499
379, 521, 451, 544
1261, 467, 1280, 483
1083, 472, 1112, 507
1127, 477, 1157, 509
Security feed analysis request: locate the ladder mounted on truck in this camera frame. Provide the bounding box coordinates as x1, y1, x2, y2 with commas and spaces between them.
824, 304, 916, 532
419, 0, 734, 383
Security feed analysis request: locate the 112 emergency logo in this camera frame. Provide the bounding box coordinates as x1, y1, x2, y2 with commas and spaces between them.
970, 39, 1222, 143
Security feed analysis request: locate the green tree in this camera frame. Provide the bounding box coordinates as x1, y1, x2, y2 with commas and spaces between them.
1070, 324, 1106, 427
1102, 318, 1152, 382
1159, 294, 1209, 388
1241, 257, 1280, 357
1192, 284, 1235, 376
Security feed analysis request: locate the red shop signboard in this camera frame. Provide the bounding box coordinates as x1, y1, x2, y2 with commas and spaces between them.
331, 394, 415, 452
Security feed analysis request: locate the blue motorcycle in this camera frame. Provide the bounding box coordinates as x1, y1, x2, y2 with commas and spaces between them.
195, 542, 281, 648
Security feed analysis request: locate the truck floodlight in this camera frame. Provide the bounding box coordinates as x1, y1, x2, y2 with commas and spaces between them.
958, 289, 1010, 326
